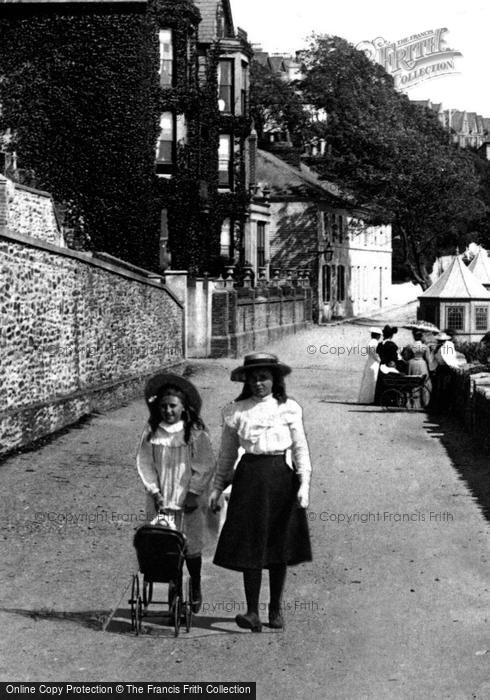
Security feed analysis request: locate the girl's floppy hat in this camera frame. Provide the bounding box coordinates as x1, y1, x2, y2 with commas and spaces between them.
145, 373, 202, 413
230, 353, 292, 382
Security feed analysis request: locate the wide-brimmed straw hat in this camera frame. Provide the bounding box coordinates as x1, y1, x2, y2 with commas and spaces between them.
145, 373, 202, 413
230, 353, 292, 383
369, 327, 382, 335
435, 333, 452, 342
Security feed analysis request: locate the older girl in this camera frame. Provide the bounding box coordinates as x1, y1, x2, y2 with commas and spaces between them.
209, 353, 312, 632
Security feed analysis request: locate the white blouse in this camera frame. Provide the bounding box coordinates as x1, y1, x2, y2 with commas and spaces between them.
136, 421, 215, 510
213, 394, 312, 492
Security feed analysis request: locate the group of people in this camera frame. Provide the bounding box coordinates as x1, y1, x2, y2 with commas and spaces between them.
136, 353, 312, 633
358, 324, 463, 409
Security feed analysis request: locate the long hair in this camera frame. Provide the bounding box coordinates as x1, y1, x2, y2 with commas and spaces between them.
147, 385, 205, 443
235, 370, 288, 404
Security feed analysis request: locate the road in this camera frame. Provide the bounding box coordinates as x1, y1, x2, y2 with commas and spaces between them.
2, 315, 490, 698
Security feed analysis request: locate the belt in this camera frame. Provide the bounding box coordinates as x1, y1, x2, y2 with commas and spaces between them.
241, 451, 286, 459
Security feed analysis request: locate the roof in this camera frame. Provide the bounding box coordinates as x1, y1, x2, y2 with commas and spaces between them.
256, 149, 349, 204
193, 0, 234, 43
420, 255, 490, 299
411, 99, 442, 114
268, 55, 287, 74
468, 247, 490, 286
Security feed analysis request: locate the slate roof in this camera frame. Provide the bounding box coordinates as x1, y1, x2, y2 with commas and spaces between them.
194, 0, 234, 42
256, 149, 348, 204
468, 247, 490, 286
420, 255, 490, 299
269, 55, 287, 73
449, 110, 465, 132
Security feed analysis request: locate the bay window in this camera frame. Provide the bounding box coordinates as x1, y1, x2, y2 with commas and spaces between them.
218, 59, 234, 114
156, 112, 175, 173
218, 134, 232, 187
159, 29, 173, 87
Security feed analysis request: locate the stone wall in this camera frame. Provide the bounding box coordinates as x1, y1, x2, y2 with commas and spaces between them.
1, 230, 184, 456
210, 284, 312, 358
0, 175, 64, 247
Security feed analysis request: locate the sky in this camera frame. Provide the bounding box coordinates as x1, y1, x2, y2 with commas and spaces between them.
231, 0, 490, 116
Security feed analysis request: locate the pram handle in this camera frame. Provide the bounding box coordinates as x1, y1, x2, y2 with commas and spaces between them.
157, 508, 185, 530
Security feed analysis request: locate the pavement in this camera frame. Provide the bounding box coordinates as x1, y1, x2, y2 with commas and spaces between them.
2, 309, 490, 698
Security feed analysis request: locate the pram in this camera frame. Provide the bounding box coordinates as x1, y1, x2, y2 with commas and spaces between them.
129, 512, 192, 636
379, 372, 431, 410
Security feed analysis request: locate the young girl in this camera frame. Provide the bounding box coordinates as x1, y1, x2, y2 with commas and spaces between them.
136, 373, 215, 612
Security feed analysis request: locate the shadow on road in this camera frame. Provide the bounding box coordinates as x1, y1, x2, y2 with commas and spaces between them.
0, 605, 271, 638
105, 608, 277, 638
423, 413, 490, 520
0, 606, 106, 630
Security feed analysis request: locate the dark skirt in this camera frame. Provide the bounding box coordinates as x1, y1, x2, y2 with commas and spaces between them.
213, 453, 312, 571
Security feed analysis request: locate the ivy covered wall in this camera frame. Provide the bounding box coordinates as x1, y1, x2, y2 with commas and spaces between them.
0, 4, 161, 270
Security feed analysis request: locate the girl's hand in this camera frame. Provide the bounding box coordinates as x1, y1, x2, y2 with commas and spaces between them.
209, 488, 222, 513
183, 492, 199, 513
153, 492, 165, 513
297, 483, 309, 509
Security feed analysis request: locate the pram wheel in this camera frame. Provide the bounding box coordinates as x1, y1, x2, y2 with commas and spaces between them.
130, 574, 143, 635
168, 580, 176, 608
173, 595, 182, 637
143, 579, 153, 608
381, 388, 406, 409
185, 577, 193, 632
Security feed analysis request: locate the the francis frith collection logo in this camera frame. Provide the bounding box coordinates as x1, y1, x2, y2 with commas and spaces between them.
356, 28, 462, 90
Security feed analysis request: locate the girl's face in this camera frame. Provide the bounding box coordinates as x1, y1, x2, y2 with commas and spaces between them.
159, 393, 185, 424
247, 369, 274, 399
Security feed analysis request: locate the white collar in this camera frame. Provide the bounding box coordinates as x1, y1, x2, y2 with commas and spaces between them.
158, 420, 185, 433
251, 393, 275, 404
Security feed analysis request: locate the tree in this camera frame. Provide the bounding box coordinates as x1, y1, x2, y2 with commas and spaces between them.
249, 59, 308, 145
260, 35, 487, 288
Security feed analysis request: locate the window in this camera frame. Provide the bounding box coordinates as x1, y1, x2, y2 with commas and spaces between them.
218, 135, 232, 187
257, 222, 266, 267
476, 306, 488, 331
159, 208, 170, 268
241, 61, 248, 116
337, 264, 345, 301
337, 216, 344, 243
220, 218, 231, 258
198, 55, 207, 87
156, 112, 174, 171
322, 264, 331, 302
159, 29, 173, 87
446, 305, 465, 331
322, 211, 332, 242
218, 60, 234, 114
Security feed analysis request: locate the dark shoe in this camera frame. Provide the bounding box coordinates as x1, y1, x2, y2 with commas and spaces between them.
235, 613, 262, 633
268, 610, 284, 629
190, 581, 202, 614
